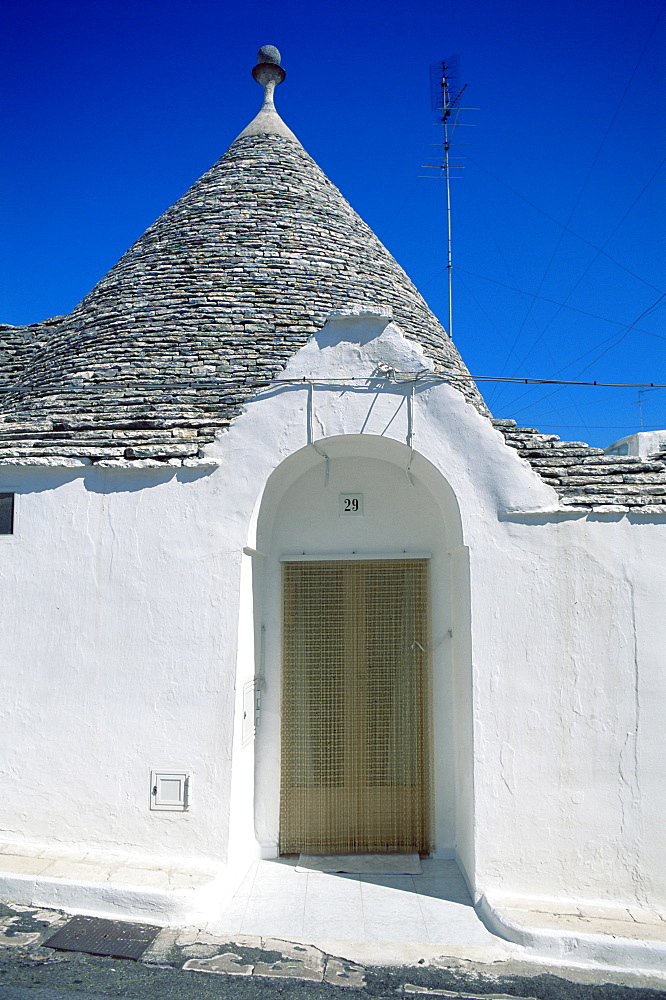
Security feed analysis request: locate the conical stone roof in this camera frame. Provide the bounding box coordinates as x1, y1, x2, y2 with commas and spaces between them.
0, 49, 488, 464
2, 50, 665, 512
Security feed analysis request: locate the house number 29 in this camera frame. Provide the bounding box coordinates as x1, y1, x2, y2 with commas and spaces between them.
340, 493, 363, 516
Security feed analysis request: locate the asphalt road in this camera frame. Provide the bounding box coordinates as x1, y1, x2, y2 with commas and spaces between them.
1, 948, 665, 1000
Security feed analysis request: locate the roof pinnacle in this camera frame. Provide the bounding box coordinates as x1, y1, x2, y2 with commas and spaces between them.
236, 45, 296, 141
252, 45, 285, 111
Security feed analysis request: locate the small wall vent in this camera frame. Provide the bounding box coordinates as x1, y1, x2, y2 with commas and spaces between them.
150, 770, 190, 811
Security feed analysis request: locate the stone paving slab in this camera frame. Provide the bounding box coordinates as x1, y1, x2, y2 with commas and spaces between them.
403, 987, 538, 998
183, 951, 254, 976
182, 936, 365, 986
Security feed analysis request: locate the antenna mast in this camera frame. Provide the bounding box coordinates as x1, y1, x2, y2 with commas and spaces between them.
426, 59, 470, 341
633, 386, 660, 430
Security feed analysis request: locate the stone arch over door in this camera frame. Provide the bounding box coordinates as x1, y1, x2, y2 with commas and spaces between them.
250, 435, 471, 868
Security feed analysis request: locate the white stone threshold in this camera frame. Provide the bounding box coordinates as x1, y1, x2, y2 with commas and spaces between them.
0, 850, 224, 926
478, 894, 666, 978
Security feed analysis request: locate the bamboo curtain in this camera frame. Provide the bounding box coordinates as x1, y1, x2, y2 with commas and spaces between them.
280, 559, 431, 855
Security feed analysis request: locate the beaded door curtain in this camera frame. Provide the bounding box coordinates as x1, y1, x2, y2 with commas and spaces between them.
280, 559, 431, 855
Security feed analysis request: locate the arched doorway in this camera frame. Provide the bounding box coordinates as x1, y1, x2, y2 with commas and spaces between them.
251, 435, 466, 861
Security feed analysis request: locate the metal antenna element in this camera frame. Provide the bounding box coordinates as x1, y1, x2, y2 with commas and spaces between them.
423, 59, 473, 341
632, 386, 660, 430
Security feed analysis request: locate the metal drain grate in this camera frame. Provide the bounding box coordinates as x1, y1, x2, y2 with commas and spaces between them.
43, 914, 161, 959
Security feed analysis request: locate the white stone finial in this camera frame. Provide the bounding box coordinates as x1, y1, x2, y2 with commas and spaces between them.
256, 44, 282, 66
236, 45, 298, 142
252, 45, 286, 111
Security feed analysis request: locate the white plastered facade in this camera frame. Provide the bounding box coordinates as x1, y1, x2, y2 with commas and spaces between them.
1, 311, 665, 921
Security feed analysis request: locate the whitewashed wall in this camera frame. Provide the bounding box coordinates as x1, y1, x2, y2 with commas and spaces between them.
470, 513, 666, 910
1, 310, 664, 918
0, 463, 238, 870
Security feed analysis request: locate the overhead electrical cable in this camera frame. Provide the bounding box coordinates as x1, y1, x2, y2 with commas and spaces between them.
522, 291, 665, 402
468, 159, 664, 295
455, 266, 663, 334
465, 190, 553, 410
497, 2, 666, 383
502, 156, 666, 379
506, 292, 666, 417
572, 294, 666, 375
264, 374, 666, 388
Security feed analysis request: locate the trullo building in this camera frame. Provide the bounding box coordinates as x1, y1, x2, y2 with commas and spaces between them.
1, 47, 665, 950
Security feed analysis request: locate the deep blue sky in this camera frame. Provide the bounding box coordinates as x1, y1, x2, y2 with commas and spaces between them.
2, 0, 664, 446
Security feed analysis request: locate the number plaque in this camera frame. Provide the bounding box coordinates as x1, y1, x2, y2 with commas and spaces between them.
340, 493, 363, 516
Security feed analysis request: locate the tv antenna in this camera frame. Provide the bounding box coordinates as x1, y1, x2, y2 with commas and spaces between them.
423, 58, 474, 341
632, 386, 661, 430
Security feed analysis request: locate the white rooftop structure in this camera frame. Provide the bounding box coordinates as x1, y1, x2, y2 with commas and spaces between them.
604, 430, 666, 458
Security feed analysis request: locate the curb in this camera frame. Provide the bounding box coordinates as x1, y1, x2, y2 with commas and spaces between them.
0, 871, 221, 927
476, 895, 666, 977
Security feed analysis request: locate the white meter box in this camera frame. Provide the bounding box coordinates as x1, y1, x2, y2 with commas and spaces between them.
150, 770, 190, 811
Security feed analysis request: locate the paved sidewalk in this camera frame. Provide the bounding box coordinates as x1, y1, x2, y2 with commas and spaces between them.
0, 899, 665, 998
1, 850, 665, 988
